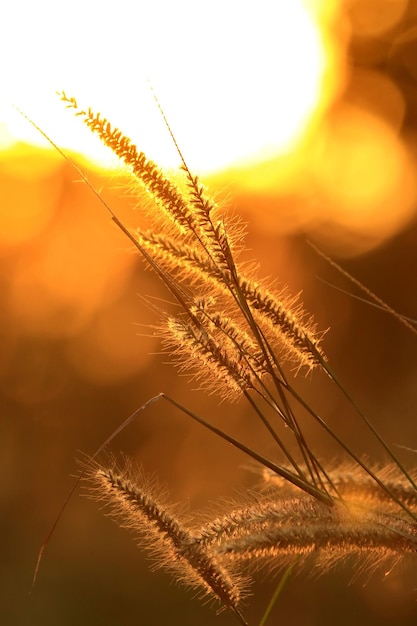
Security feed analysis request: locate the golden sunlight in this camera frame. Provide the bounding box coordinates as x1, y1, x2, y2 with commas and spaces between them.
2, 0, 329, 172
1, 0, 338, 361
2, 0, 417, 396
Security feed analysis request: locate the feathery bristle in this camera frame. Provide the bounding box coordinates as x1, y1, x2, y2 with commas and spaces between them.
261, 465, 417, 509
55, 91, 417, 622
89, 462, 246, 613
214, 498, 417, 566
238, 277, 326, 371
162, 315, 261, 399
60, 91, 326, 375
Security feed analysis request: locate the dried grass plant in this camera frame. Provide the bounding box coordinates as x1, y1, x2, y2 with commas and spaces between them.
26, 93, 417, 625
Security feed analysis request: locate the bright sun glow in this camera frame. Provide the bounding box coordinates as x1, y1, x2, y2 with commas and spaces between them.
1, 0, 329, 173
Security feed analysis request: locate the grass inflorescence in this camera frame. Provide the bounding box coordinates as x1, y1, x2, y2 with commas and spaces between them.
45, 92, 417, 624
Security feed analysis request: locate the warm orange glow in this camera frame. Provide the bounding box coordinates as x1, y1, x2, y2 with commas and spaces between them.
4, 9, 417, 621
65, 297, 158, 384
347, 70, 406, 133
311, 106, 416, 252
0, 146, 60, 245
2, 0, 417, 389
3, 153, 133, 333
348, 0, 408, 37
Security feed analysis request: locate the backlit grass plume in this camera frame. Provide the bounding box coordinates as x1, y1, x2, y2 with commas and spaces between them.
53, 92, 417, 625
88, 459, 248, 624
60, 92, 325, 378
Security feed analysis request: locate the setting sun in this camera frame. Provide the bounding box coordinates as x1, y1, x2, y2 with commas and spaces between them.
2, 0, 333, 172
2, 1, 417, 254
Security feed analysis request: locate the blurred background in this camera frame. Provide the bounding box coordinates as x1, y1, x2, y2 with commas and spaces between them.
2, 1, 417, 624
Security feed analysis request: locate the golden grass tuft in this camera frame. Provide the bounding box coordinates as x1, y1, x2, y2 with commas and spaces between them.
88, 460, 249, 624
51, 93, 417, 625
